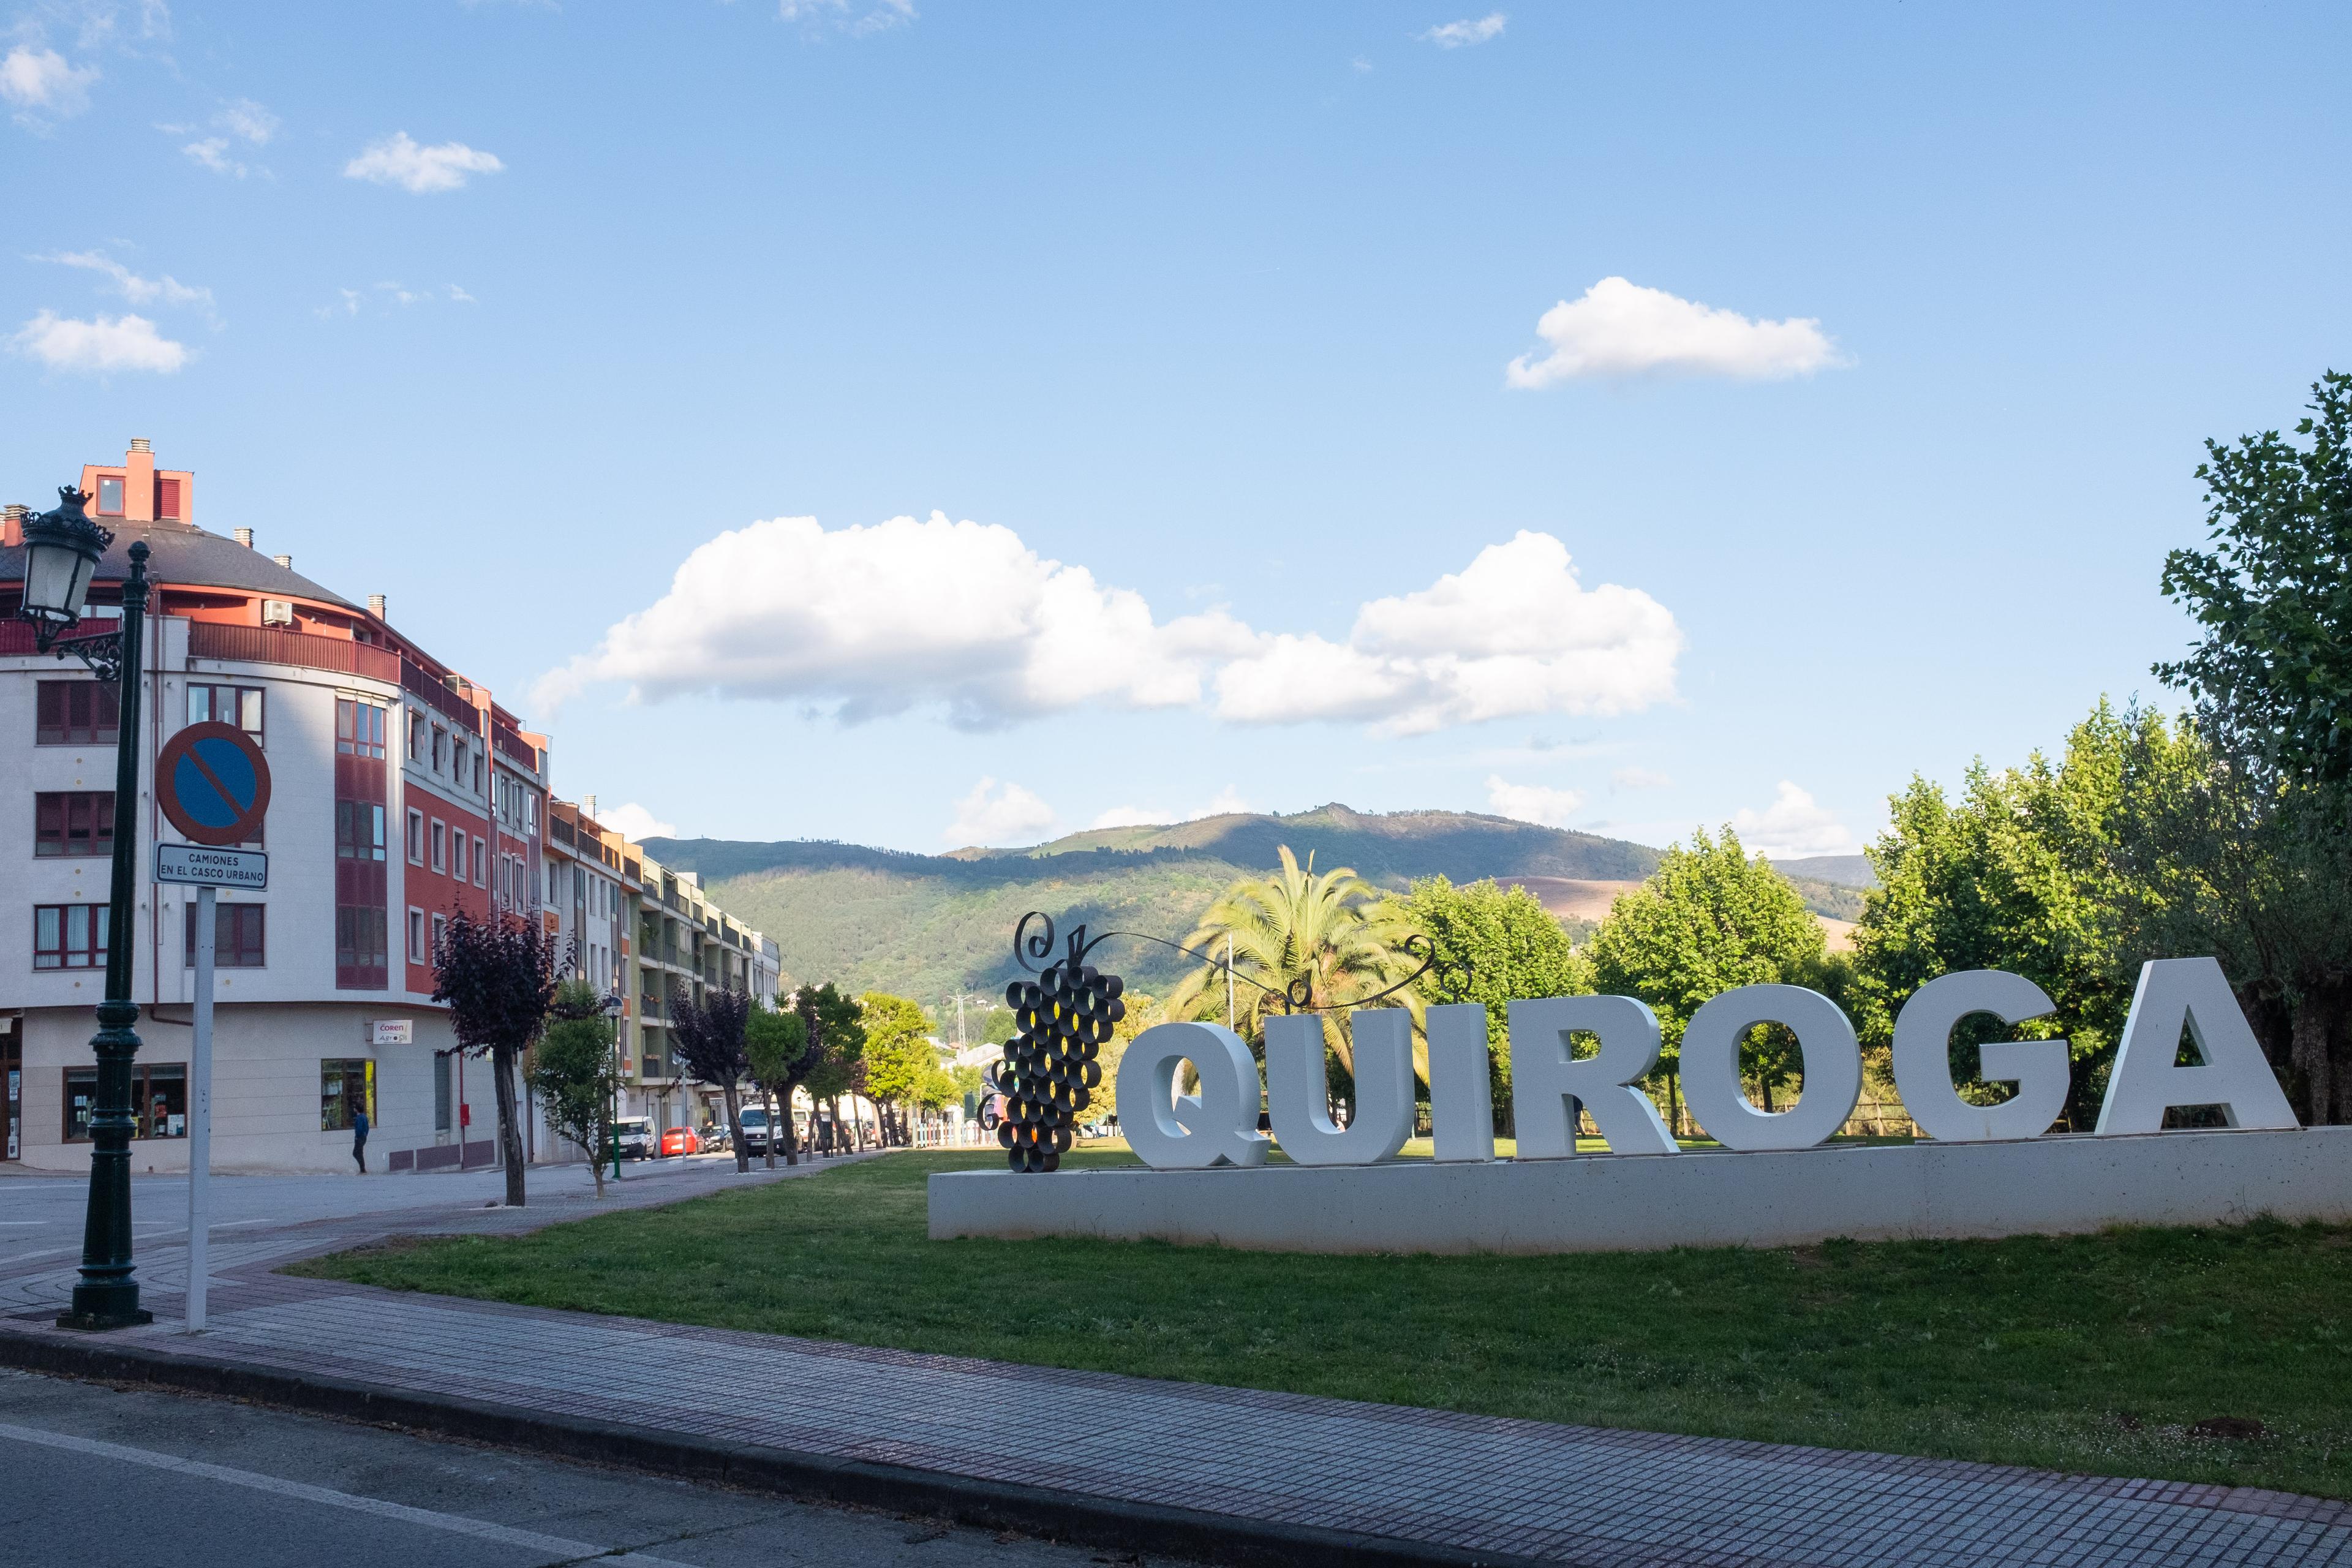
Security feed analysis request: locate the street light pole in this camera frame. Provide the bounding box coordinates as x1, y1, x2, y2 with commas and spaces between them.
17, 486, 154, 1332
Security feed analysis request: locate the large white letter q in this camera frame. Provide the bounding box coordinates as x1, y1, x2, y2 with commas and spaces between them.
1116, 1021, 1271, 1170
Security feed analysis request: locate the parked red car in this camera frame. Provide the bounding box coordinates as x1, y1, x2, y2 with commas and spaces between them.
660, 1126, 700, 1157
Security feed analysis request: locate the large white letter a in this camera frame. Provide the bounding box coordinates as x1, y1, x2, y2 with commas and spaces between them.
2095, 957, 2298, 1134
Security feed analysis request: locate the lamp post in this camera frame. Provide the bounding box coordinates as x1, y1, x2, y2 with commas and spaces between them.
17, 486, 153, 1330
601, 990, 625, 1182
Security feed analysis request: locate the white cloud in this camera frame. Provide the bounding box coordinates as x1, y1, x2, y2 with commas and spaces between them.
1, 46, 97, 124
946, 777, 1056, 847
1213, 531, 1683, 735
1421, 12, 1505, 47
1506, 276, 1845, 387
597, 802, 677, 842
342, 132, 503, 194
780, 0, 915, 34
1090, 785, 1251, 831
39, 250, 213, 314
447, 284, 477, 303
1611, 766, 1673, 792
166, 98, 276, 175
534, 511, 1253, 725
10, 310, 187, 372
1730, 781, 1859, 860
217, 97, 276, 143
540, 519, 1679, 739
1485, 775, 1585, 829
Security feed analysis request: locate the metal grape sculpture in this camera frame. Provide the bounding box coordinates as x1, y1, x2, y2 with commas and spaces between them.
1003, 912, 1463, 1174
998, 940, 1120, 1173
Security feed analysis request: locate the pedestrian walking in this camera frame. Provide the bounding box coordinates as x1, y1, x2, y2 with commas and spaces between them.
352, 1104, 370, 1174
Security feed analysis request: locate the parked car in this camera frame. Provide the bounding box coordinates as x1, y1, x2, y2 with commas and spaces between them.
739, 1106, 779, 1157
660, 1126, 700, 1157
613, 1117, 655, 1161
702, 1122, 732, 1154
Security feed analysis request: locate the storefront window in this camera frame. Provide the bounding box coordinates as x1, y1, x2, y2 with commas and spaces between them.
62, 1063, 187, 1140
320, 1058, 375, 1131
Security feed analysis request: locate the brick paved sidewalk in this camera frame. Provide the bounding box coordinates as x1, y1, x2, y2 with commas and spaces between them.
4, 1159, 2348, 1568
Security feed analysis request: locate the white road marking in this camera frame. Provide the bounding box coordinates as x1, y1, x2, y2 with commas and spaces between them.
0, 1420, 701, 1566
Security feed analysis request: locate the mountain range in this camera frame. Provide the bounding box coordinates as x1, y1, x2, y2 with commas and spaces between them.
643, 804, 1876, 1008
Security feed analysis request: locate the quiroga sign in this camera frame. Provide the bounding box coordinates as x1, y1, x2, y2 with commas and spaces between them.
929, 957, 2352, 1255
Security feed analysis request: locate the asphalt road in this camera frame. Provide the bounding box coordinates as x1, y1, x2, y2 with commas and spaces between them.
0, 1367, 1157, 1568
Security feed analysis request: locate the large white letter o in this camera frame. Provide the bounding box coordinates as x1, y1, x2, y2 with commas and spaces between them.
1679, 984, 1862, 1151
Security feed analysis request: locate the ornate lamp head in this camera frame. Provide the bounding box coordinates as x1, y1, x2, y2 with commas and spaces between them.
17, 485, 114, 650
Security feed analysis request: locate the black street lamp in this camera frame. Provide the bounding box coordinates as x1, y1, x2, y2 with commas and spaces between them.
18, 485, 154, 1330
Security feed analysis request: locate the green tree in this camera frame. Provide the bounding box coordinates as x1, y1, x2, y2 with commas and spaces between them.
2143, 371, 2352, 1123
795, 981, 868, 1152
744, 1005, 807, 1169
2157, 372, 2352, 788
669, 986, 753, 1173
529, 978, 619, 1198
1850, 703, 2196, 1129
859, 991, 937, 1146
1587, 828, 1824, 1125
1166, 846, 1424, 1089
1404, 875, 1590, 1131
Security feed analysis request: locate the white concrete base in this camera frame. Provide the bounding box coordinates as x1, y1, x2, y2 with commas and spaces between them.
927, 1126, 2352, 1254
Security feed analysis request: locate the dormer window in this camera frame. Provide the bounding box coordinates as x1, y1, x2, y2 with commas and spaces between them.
95, 476, 124, 516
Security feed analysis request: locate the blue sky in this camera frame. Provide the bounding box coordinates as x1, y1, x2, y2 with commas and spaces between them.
7, 2, 2348, 858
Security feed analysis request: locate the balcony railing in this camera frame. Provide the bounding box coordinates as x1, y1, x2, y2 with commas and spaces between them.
187, 622, 401, 682
0, 616, 118, 657
401, 659, 481, 731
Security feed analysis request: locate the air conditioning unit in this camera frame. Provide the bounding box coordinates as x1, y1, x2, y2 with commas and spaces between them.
260, 600, 295, 627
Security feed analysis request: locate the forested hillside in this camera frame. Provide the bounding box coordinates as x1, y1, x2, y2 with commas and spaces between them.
646, 803, 1855, 1001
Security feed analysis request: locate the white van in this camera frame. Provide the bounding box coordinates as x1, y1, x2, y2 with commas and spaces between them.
738, 1106, 780, 1156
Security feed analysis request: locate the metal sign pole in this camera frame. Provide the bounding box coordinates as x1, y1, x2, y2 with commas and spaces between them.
186, 883, 214, 1333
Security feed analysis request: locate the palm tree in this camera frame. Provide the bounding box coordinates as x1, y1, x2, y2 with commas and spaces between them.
1167, 845, 1426, 1080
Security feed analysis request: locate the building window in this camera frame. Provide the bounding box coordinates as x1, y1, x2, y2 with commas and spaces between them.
65, 1063, 186, 1140
406, 809, 424, 864
431, 912, 447, 954
408, 907, 426, 965
336, 907, 388, 974
473, 755, 484, 794
335, 801, 386, 861
183, 902, 265, 967
156, 475, 181, 519
94, 476, 124, 516
431, 820, 447, 873
434, 1053, 452, 1133
187, 684, 263, 738
34, 792, 113, 858
452, 737, 469, 781
407, 712, 423, 761
473, 836, 488, 888
33, 903, 108, 970
336, 698, 386, 758
525, 793, 538, 837
431, 725, 448, 773
36, 681, 118, 745
320, 1058, 375, 1131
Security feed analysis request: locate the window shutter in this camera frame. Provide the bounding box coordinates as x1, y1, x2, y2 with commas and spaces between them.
156, 477, 181, 519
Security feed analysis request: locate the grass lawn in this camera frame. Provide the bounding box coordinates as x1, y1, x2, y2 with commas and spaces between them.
295, 1148, 2352, 1498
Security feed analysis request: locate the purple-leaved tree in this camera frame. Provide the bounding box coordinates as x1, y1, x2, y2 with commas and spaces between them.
432, 907, 564, 1207
671, 986, 753, 1174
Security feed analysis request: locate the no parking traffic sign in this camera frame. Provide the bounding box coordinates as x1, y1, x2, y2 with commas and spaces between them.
155, 720, 271, 847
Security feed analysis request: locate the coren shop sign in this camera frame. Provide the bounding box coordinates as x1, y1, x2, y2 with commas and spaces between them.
929, 957, 2352, 1256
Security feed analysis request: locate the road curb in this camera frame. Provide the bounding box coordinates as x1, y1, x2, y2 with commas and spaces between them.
0, 1328, 1554, 1568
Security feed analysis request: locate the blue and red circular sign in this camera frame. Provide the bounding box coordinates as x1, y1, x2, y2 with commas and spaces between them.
156, 721, 273, 846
